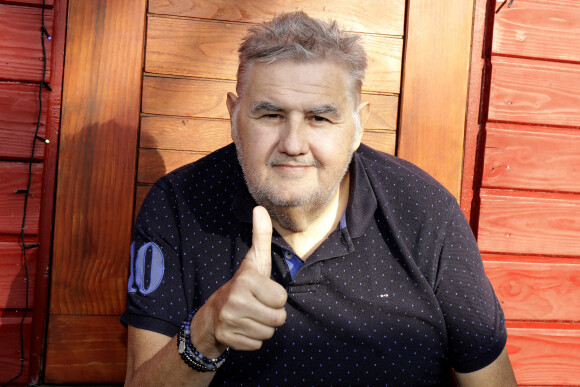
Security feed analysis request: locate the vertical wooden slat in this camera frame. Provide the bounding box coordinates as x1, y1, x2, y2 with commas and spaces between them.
28, 0, 68, 382
45, 0, 146, 383
398, 1, 476, 199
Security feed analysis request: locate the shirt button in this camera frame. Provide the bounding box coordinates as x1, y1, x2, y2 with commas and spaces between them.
284, 250, 294, 260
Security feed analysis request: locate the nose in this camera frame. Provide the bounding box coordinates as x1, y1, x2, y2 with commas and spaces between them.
278, 116, 308, 156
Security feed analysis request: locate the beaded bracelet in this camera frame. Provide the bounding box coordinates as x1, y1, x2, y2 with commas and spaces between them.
177, 308, 230, 372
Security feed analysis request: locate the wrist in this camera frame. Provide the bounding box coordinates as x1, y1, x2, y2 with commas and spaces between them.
177, 307, 229, 372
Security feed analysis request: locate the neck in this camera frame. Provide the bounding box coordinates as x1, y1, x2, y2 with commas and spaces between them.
273, 173, 350, 259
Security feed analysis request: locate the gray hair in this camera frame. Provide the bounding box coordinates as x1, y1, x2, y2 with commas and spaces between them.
236, 11, 367, 109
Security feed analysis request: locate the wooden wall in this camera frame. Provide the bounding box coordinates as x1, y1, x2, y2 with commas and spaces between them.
463, 0, 580, 385
137, 0, 404, 209
0, 0, 65, 384
42, 0, 405, 384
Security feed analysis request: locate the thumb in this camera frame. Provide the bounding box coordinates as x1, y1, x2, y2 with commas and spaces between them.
250, 206, 273, 277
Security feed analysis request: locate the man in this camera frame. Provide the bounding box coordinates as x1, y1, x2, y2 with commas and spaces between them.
122, 11, 517, 386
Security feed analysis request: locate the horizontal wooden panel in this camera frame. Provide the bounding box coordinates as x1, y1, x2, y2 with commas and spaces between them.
484, 257, 580, 322
142, 76, 233, 119
0, 4, 54, 82
145, 16, 403, 94
0, 311, 32, 384
478, 189, 580, 257
493, 0, 580, 63
361, 129, 396, 156
5, 0, 54, 6
0, 161, 43, 235
138, 148, 205, 184
489, 56, 580, 127
0, 237, 37, 309
44, 314, 126, 384
142, 76, 398, 128
0, 82, 47, 160
482, 123, 580, 193
140, 116, 232, 151
507, 323, 580, 386
149, 0, 405, 36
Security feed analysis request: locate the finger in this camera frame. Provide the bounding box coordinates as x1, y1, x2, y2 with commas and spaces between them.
250, 206, 273, 277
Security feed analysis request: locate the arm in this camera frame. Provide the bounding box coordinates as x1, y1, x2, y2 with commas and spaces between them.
124, 207, 287, 386
455, 346, 517, 387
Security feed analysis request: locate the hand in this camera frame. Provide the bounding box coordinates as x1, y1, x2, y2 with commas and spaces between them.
191, 206, 288, 357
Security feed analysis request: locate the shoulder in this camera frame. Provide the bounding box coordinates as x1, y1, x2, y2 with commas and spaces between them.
355, 143, 457, 209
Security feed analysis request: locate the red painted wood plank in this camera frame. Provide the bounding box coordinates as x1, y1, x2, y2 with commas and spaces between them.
0, 236, 37, 309
507, 323, 580, 386
477, 189, 580, 257
44, 315, 126, 384
0, 82, 47, 160
1, 0, 55, 6
489, 56, 580, 128
482, 123, 580, 193
0, 161, 42, 235
0, 311, 32, 385
493, 0, 580, 63
0, 4, 54, 82
483, 257, 580, 322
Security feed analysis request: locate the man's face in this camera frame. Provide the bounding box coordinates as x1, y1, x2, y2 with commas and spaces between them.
229, 60, 363, 223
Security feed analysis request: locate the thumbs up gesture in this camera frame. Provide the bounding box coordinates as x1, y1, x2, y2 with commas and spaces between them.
189, 206, 288, 357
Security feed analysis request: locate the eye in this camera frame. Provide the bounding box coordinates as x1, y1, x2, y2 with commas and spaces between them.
262, 113, 283, 119
310, 116, 330, 123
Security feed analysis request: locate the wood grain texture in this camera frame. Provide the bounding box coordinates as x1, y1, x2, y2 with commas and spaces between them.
44, 314, 126, 384
145, 16, 403, 94
142, 76, 233, 119
28, 0, 68, 382
0, 237, 37, 309
484, 257, 580, 322
0, 82, 47, 160
140, 116, 232, 152
507, 323, 580, 386
149, 0, 405, 36
489, 56, 580, 128
0, 4, 53, 82
398, 1, 475, 199
1, 0, 54, 6
49, 0, 146, 318
0, 161, 42, 235
483, 123, 580, 193
0, 311, 32, 384
477, 189, 580, 257
138, 148, 206, 184
142, 76, 399, 130
493, 0, 580, 63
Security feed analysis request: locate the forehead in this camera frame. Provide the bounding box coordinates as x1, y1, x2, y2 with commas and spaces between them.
243, 60, 352, 110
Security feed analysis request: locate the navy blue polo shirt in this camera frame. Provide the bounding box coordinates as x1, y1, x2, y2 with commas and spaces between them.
122, 143, 507, 385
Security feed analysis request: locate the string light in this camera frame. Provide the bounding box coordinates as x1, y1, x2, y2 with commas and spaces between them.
2, 0, 50, 385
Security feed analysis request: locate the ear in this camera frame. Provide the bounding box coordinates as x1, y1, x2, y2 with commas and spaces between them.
353, 101, 370, 150
226, 92, 238, 118
358, 101, 370, 129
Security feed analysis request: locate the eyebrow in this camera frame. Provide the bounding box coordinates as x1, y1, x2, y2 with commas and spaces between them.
249, 101, 284, 114
249, 101, 341, 117
308, 104, 340, 117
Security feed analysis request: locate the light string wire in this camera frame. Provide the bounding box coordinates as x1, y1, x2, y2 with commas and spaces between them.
2, 0, 50, 384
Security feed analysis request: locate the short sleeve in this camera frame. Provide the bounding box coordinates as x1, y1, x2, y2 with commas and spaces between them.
434, 203, 507, 373
120, 180, 188, 338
